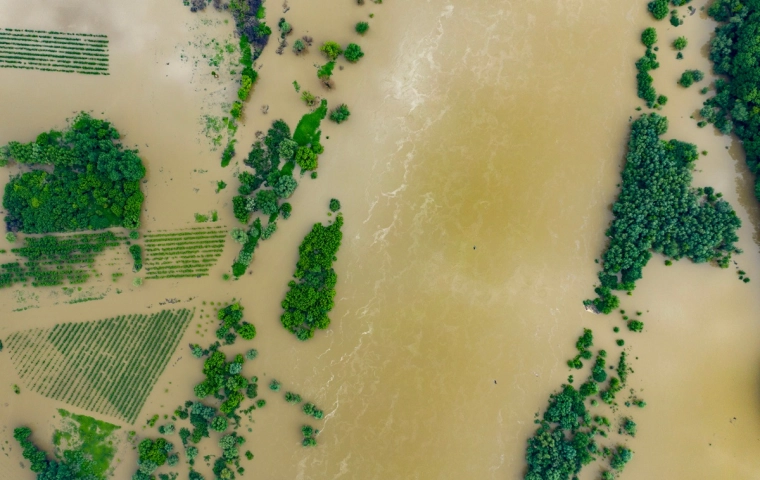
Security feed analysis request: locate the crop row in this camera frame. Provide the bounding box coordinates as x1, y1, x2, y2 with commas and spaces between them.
0, 32, 109, 44
0, 63, 106, 75
0, 55, 108, 68
0, 47, 109, 61
0, 41, 108, 56
6, 309, 193, 423
3, 28, 108, 39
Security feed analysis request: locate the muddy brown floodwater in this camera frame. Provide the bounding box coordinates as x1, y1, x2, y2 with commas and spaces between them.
0, 0, 760, 478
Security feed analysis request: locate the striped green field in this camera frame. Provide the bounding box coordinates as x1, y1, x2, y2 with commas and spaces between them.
6, 309, 193, 424
0, 28, 109, 75
144, 226, 226, 279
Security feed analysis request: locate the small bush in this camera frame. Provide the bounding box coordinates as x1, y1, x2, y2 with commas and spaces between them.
648, 0, 669, 19
355, 22, 369, 35
292, 39, 306, 54
329, 198, 341, 212
329, 104, 351, 124
673, 36, 687, 50
627, 320, 644, 332
319, 41, 343, 61
344, 43, 364, 62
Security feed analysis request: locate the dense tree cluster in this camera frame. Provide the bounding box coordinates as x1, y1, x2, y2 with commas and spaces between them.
281, 215, 344, 340
702, 0, 760, 201
678, 69, 704, 87
1, 113, 145, 233
133, 437, 176, 479
648, 0, 669, 19
567, 328, 593, 369
586, 114, 741, 313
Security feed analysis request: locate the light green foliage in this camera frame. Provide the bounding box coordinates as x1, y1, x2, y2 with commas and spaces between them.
673, 36, 688, 50
329, 104, 351, 124
253, 189, 279, 215
296, 146, 319, 171
2, 113, 145, 233
344, 43, 364, 62
587, 114, 740, 312
280, 216, 344, 340
319, 41, 343, 60
50, 409, 120, 480
641, 27, 657, 47
294, 99, 328, 146
5, 309, 193, 423
301, 90, 316, 106
129, 230, 140, 240
5, 232, 16, 243
231, 228, 248, 244
245, 349, 258, 360
356, 22, 369, 34
317, 61, 336, 82
273, 175, 297, 199
210, 416, 228, 432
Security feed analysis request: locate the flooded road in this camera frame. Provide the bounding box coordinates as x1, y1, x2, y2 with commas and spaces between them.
0, 0, 759, 479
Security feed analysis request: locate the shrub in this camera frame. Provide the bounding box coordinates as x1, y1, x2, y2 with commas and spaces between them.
317, 61, 335, 82
673, 36, 687, 50
301, 90, 316, 106
329, 198, 341, 212
269, 379, 281, 391
355, 22, 369, 34
657, 94, 668, 105
292, 39, 305, 54
129, 230, 140, 240
344, 43, 364, 62
329, 104, 351, 124
679, 69, 703, 87
627, 320, 644, 332
641, 27, 657, 47
319, 41, 343, 60
5, 232, 16, 243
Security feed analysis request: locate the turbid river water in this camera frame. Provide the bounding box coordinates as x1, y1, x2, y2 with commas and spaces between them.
0, 0, 759, 479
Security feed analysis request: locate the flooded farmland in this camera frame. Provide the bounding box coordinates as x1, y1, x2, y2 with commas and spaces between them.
0, 0, 759, 479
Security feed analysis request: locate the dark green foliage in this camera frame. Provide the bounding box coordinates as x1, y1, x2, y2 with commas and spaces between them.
670, 11, 683, 27
2, 113, 145, 233
641, 27, 658, 47
635, 46, 660, 107
329, 104, 351, 124
702, 1, 760, 202
587, 114, 740, 311
627, 320, 644, 332
620, 418, 637, 437
679, 69, 704, 87
221, 140, 237, 167
657, 94, 668, 105
329, 198, 341, 212
269, 379, 281, 391
284, 392, 302, 403
524, 385, 596, 480
648, 0, 669, 19
616, 351, 629, 383
129, 244, 143, 272
344, 43, 364, 62
280, 216, 344, 340
302, 402, 324, 419
610, 447, 633, 471
592, 355, 607, 383
355, 22, 369, 34
673, 36, 688, 50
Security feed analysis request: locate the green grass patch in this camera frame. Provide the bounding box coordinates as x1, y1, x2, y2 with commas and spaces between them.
293, 99, 328, 146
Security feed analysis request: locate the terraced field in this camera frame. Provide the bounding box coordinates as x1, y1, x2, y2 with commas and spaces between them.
0, 28, 109, 75
5, 308, 193, 423
144, 226, 226, 279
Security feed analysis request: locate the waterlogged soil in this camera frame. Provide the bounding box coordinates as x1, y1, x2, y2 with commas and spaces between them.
0, 0, 759, 479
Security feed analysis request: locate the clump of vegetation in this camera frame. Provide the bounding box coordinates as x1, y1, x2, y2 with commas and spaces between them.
344, 43, 364, 62
620, 417, 637, 437
303, 402, 324, 419
627, 320, 644, 332
301, 425, 318, 447
679, 69, 704, 87
129, 244, 143, 272
635, 42, 661, 108
673, 36, 688, 50
293, 38, 306, 54
5, 232, 16, 243
670, 10, 683, 27
284, 392, 302, 403
567, 328, 593, 369
641, 27, 657, 47
648, 0, 669, 19
355, 21, 369, 34
317, 61, 336, 85
1, 113, 145, 233
144, 227, 226, 279
610, 446, 633, 471
319, 41, 343, 61
269, 379, 281, 391
329, 104, 351, 124
585, 113, 741, 313
329, 198, 342, 212
280, 215, 344, 340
